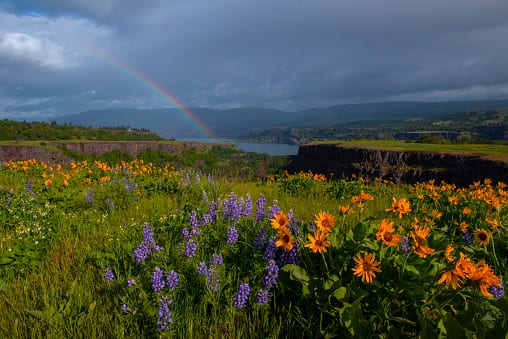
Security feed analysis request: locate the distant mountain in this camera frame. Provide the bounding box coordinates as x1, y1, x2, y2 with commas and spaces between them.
54, 99, 508, 139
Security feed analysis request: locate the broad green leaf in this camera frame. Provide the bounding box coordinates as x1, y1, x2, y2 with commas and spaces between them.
331, 286, 347, 302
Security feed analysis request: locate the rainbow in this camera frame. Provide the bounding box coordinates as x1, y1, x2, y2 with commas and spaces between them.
82, 47, 217, 139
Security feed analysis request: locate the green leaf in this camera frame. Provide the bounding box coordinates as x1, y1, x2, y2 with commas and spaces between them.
438, 313, 466, 339
282, 264, 309, 283
331, 286, 348, 302
404, 265, 420, 277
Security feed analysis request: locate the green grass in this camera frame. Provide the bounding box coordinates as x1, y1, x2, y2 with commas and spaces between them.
0, 157, 506, 338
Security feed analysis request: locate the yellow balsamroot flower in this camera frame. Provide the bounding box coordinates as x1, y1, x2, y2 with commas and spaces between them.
485, 217, 500, 234
275, 227, 294, 251
386, 197, 411, 218
409, 225, 434, 258
469, 260, 503, 298
462, 207, 472, 215
44, 179, 52, 187
444, 245, 455, 262
473, 229, 490, 246
304, 230, 331, 253
270, 211, 290, 230
352, 252, 382, 284
376, 219, 401, 247
314, 211, 335, 233
437, 270, 463, 290
338, 204, 351, 214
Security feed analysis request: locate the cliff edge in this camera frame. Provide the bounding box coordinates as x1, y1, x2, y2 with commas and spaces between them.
287, 143, 508, 185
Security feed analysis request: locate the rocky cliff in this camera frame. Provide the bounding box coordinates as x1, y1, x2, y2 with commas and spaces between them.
0, 141, 233, 165
287, 143, 508, 186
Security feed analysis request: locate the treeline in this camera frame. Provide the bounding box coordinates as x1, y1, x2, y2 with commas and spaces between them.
238, 109, 508, 144
0, 120, 164, 141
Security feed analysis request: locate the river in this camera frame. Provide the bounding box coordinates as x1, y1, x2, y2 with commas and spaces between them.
173, 138, 299, 156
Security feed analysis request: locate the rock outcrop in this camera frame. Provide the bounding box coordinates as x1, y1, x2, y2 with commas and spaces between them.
0, 141, 233, 165
288, 143, 508, 186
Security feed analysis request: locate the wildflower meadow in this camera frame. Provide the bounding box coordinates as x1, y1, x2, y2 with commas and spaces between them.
0, 158, 507, 338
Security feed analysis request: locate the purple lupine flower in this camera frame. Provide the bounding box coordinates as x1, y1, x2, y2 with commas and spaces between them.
210, 253, 223, 267
233, 282, 251, 308
121, 177, 128, 185
309, 221, 317, 231
195, 174, 201, 184
222, 192, 242, 222
189, 211, 200, 229
134, 243, 150, 262
464, 231, 473, 246
202, 213, 213, 226
121, 304, 129, 313
207, 268, 220, 293
143, 223, 162, 252
256, 289, 269, 305
197, 262, 208, 275
125, 179, 135, 193
157, 296, 173, 331
182, 227, 191, 240
241, 193, 252, 216
253, 194, 266, 222
25, 179, 33, 193
105, 198, 114, 210
268, 200, 281, 219
152, 267, 166, 292
185, 240, 197, 257
253, 227, 267, 250
84, 191, 94, 203
104, 268, 115, 282
208, 201, 217, 223
277, 243, 300, 267
264, 237, 277, 262
400, 236, 410, 254
207, 174, 212, 183
489, 281, 504, 299
127, 279, 135, 287
166, 270, 179, 290
202, 190, 208, 201
227, 226, 238, 244
6, 197, 11, 206
262, 259, 279, 289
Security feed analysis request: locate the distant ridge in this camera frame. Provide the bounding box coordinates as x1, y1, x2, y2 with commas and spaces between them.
53, 99, 508, 139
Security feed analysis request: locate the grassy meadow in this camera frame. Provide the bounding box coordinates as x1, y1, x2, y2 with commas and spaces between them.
0, 154, 507, 338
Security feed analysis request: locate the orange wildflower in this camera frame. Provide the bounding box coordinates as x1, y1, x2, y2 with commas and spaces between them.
271, 211, 290, 230
462, 207, 472, 215
304, 230, 331, 253
376, 219, 402, 247
485, 217, 500, 234
275, 227, 294, 251
410, 225, 434, 258
459, 221, 469, 233
338, 204, 351, 214
352, 252, 382, 284
473, 229, 490, 246
314, 211, 336, 233
437, 270, 463, 290
386, 197, 411, 218
444, 245, 455, 262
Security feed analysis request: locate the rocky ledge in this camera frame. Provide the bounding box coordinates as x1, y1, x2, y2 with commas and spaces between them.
0, 141, 233, 165
287, 143, 508, 186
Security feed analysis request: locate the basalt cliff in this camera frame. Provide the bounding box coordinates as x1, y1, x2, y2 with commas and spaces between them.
0, 141, 231, 165
287, 143, 508, 186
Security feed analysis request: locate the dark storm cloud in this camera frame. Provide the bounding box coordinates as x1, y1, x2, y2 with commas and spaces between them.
1, 0, 508, 118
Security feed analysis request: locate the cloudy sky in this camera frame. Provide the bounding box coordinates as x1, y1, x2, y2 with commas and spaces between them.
1, 0, 508, 119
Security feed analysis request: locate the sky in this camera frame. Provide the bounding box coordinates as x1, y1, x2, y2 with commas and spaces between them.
1, 0, 508, 120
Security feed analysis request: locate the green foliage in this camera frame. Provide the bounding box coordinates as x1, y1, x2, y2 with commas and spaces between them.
0, 119, 163, 141
0, 158, 507, 337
